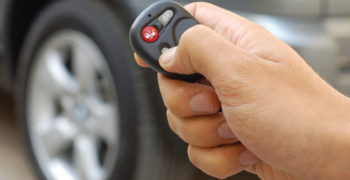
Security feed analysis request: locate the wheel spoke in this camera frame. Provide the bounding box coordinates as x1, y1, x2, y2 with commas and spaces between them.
40, 50, 79, 95
37, 116, 77, 157
73, 135, 104, 180
86, 97, 117, 144
72, 43, 100, 92
49, 159, 77, 180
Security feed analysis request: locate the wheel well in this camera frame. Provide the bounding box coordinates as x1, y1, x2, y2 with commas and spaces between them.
7, 0, 52, 76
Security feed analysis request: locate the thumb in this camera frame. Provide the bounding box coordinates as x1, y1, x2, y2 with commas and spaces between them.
159, 24, 251, 83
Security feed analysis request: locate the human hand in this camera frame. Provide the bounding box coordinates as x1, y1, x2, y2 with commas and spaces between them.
134, 2, 350, 180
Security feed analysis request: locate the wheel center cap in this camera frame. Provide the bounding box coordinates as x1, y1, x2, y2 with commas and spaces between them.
73, 102, 89, 122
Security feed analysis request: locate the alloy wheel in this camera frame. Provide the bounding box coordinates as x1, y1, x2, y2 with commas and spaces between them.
27, 30, 119, 180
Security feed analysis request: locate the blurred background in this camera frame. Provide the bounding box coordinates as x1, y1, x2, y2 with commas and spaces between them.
0, 0, 349, 180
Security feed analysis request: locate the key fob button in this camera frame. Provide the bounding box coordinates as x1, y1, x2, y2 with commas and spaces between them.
151, 20, 164, 31
161, 47, 169, 54
158, 9, 174, 26
142, 26, 159, 43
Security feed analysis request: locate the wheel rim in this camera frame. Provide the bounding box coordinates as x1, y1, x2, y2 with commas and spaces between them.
27, 30, 120, 180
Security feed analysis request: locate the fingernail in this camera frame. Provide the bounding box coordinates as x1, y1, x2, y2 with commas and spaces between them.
190, 93, 214, 113
159, 47, 177, 67
240, 150, 259, 166
218, 122, 236, 139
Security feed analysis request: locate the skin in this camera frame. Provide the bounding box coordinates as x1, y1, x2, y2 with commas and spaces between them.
134, 2, 350, 180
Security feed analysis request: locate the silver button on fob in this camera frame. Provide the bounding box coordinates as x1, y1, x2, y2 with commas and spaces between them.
129, 1, 202, 82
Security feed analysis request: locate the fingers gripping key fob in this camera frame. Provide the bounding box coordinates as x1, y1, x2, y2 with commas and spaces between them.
129, 1, 202, 82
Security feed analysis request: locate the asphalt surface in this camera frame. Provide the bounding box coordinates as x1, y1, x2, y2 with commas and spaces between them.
0, 90, 35, 180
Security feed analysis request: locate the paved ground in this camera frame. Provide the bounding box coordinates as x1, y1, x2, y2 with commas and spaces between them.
0, 90, 35, 180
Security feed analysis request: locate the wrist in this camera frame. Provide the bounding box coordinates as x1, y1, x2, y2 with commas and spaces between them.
311, 92, 350, 180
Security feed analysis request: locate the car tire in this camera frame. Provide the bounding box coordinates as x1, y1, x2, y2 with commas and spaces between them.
15, 0, 198, 179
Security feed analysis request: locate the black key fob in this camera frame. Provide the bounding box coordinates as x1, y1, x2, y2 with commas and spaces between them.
129, 1, 202, 82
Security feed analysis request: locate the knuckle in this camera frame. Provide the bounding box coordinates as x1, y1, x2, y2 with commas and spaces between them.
187, 146, 234, 179
242, 23, 267, 36
216, 162, 237, 178
216, 173, 232, 180
167, 110, 189, 143
166, 110, 177, 133
212, 167, 236, 179
190, 1, 213, 7
234, 53, 256, 72
186, 1, 215, 15
177, 121, 189, 142
187, 145, 199, 166
252, 23, 269, 34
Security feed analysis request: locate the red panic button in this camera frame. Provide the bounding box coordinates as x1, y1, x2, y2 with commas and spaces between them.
141, 26, 159, 43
